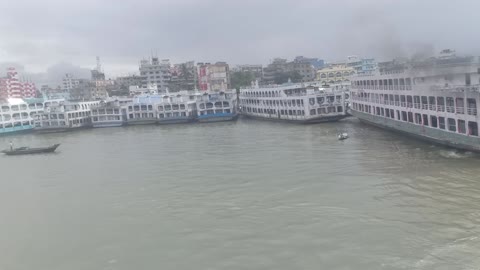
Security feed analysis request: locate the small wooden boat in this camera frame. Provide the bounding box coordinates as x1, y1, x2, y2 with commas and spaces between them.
2, 144, 60, 156
338, 133, 349, 141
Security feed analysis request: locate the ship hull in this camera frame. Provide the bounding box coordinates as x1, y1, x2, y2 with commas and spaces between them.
197, 113, 238, 123
157, 117, 195, 125
0, 125, 34, 136
351, 110, 480, 153
126, 119, 157, 125
92, 121, 125, 128
241, 113, 348, 124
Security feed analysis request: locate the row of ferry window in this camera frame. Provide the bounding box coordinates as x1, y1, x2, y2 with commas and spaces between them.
241, 96, 341, 107
353, 103, 479, 136
242, 99, 304, 107
0, 112, 35, 121
353, 93, 477, 115
39, 112, 91, 120
39, 118, 90, 126
243, 91, 281, 98
352, 78, 413, 90
243, 106, 343, 115
93, 116, 121, 121
1, 103, 43, 112
92, 109, 120, 115
0, 121, 34, 129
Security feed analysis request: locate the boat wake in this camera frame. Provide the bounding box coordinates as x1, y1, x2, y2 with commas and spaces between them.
438, 150, 474, 159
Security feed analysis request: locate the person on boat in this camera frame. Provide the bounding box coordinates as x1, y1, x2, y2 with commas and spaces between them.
9, 141, 13, 151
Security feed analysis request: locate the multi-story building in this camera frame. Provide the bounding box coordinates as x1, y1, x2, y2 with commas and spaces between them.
0, 68, 37, 99
263, 58, 288, 84
316, 63, 355, 85
347, 56, 377, 75
170, 61, 196, 91
62, 73, 80, 92
139, 57, 171, 92
287, 56, 317, 82
197, 62, 230, 91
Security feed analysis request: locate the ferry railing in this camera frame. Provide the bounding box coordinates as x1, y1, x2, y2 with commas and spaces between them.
437, 105, 445, 112
406, 86, 412, 90
456, 107, 465, 114
400, 85, 406, 90
428, 105, 435, 111
414, 103, 421, 109
422, 104, 429, 110
390, 101, 395, 105
401, 102, 407, 107
446, 106, 455, 113
395, 101, 400, 106
467, 108, 478, 115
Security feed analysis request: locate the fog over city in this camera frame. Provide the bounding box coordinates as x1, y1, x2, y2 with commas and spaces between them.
0, 0, 478, 83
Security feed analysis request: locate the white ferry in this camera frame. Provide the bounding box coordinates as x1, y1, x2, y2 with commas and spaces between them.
350, 49, 480, 152
34, 100, 101, 133
126, 96, 158, 125
0, 98, 44, 135
157, 93, 197, 124
239, 82, 348, 123
196, 91, 238, 122
91, 98, 131, 128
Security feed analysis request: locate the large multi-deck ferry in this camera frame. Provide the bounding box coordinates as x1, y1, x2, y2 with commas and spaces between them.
350, 50, 480, 152
239, 82, 348, 123
0, 98, 44, 135
196, 91, 238, 122
157, 93, 197, 124
34, 100, 101, 133
126, 96, 158, 125
91, 98, 131, 128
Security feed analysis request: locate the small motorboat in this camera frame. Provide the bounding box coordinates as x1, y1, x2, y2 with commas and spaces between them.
338, 133, 349, 141
2, 144, 60, 156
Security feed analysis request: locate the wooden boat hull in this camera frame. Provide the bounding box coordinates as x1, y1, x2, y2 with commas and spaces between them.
2, 144, 60, 156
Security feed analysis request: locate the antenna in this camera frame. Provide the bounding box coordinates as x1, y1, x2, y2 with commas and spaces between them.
96, 56, 102, 72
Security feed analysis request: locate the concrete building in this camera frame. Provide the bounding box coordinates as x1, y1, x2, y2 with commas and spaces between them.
0, 68, 37, 99
197, 62, 230, 91
347, 56, 377, 75
62, 73, 80, 92
287, 56, 317, 82
316, 63, 355, 85
263, 58, 288, 84
139, 57, 171, 92
116, 75, 143, 88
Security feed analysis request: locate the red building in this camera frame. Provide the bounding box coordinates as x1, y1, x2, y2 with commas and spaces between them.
0, 68, 37, 99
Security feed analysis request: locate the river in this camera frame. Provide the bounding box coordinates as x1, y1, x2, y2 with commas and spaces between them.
1, 118, 479, 270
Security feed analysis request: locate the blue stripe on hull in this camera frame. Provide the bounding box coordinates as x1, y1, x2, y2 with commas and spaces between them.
0, 125, 34, 136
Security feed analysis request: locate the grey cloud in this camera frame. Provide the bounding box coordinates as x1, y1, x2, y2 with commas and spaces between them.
0, 0, 479, 80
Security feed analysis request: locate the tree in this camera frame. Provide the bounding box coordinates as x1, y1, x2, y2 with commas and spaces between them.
230, 71, 255, 90
273, 71, 302, 84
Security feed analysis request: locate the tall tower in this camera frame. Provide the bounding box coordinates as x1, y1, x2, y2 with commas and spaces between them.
96, 56, 102, 72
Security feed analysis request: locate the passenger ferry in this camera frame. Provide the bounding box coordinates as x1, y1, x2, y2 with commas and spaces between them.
34, 100, 101, 133
350, 49, 480, 152
239, 82, 348, 123
0, 98, 44, 135
126, 96, 158, 125
196, 91, 238, 122
157, 93, 197, 124
91, 98, 131, 128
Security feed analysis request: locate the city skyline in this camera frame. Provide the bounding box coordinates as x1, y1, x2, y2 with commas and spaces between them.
1, 0, 479, 78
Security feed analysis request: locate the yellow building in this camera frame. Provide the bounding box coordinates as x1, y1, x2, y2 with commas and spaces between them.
316, 63, 355, 85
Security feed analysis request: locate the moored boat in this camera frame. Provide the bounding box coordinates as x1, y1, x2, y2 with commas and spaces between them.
239, 82, 348, 124
2, 144, 60, 155
196, 91, 238, 123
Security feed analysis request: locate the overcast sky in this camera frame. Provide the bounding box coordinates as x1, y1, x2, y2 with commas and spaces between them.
0, 0, 479, 83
